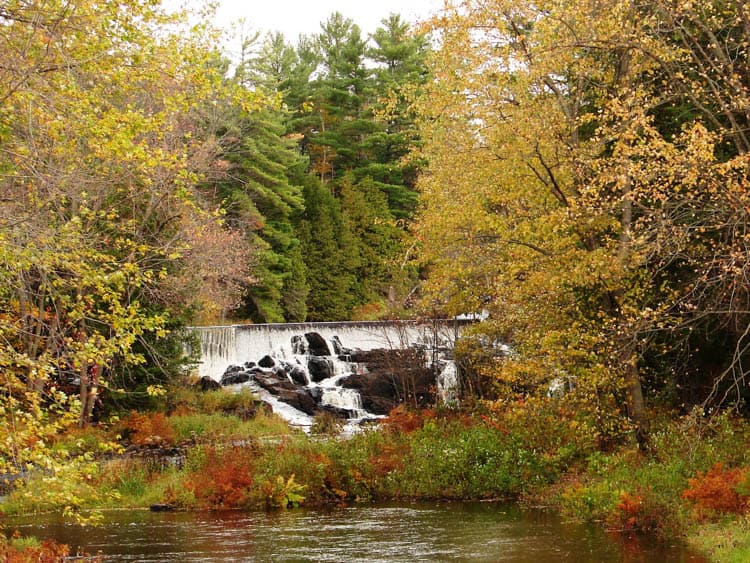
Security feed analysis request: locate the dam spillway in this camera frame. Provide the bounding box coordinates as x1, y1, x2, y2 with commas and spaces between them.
189, 320, 469, 430
191, 320, 466, 380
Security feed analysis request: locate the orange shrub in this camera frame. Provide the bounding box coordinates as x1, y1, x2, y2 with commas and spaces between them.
124, 412, 175, 447
386, 405, 430, 434
185, 447, 255, 509
613, 491, 644, 531
1, 536, 71, 563
682, 463, 750, 519
368, 443, 407, 476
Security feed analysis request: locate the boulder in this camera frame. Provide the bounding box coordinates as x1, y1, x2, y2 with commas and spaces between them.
341, 372, 397, 415
331, 335, 354, 356
308, 357, 334, 382
221, 370, 250, 386
253, 371, 296, 394
341, 348, 434, 415
258, 355, 276, 368
291, 335, 306, 355
196, 376, 220, 392
320, 404, 355, 419
286, 363, 309, 386
275, 388, 317, 415
304, 332, 331, 356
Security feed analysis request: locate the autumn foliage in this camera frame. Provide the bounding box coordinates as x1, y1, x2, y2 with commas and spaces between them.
682, 463, 750, 519
123, 412, 175, 447
181, 447, 256, 509
0, 535, 71, 563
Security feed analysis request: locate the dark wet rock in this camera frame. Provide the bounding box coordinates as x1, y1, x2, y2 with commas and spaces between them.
291, 334, 306, 355
253, 371, 296, 394
224, 364, 244, 374
320, 404, 355, 419
341, 348, 433, 415
308, 356, 334, 382
304, 332, 331, 356
275, 388, 317, 415
244, 361, 257, 369
287, 364, 309, 385
330, 335, 354, 356
347, 349, 396, 364
221, 370, 250, 386
196, 376, 220, 391
341, 372, 397, 415
258, 355, 276, 368
150, 504, 176, 512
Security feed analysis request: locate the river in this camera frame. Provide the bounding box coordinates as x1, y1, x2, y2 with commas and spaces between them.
7, 501, 705, 561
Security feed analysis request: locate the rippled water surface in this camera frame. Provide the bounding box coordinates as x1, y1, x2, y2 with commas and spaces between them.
9, 502, 706, 562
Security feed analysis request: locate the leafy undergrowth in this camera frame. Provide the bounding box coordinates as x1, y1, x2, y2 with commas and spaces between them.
0, 532, 72, 562
3, 390, 750, 563
548, 409, 750, 547
96, 401, 597, 511
690, 515, 750, 563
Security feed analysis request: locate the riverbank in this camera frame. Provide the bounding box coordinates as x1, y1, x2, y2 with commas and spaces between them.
1, 389, 748, 561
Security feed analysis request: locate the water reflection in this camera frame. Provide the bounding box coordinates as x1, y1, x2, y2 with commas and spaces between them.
7, 501, 706, 562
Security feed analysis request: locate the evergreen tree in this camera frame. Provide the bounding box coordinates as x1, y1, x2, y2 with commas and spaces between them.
215, 107, 308, 323
296, 175, 360, 320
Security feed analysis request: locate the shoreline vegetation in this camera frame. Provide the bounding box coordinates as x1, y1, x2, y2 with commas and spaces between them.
3, 0, 750, 561
2, 387, 749, 561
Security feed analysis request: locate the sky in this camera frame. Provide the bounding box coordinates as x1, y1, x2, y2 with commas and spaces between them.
212, 0, 446, 42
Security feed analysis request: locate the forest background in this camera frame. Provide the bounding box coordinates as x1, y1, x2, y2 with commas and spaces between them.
2, 0, 750, 558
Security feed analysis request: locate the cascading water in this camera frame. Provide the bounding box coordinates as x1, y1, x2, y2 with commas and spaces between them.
437, 360, 459, 403
191, 321, 468, 432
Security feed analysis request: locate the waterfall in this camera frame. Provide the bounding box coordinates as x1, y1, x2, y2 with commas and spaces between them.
437, 360, 459, 403
191, 321, 469, 431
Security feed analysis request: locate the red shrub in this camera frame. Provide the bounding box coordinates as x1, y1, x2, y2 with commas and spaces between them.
1, 537, 72, 562
614, 491, 644, 531
369, 443, 407, 476
124, 412, 175, 447
682, 463, 750, 519
186, 447, 255, 509
386, 405, 426, 434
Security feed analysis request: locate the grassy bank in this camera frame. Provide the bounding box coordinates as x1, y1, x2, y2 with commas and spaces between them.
1, 388, 749, 561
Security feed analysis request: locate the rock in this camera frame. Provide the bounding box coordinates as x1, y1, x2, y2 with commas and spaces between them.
331, 336, 353, 356
244, 361, 257, 369
253, 371, 296, 394
341, 348, 434, 415
341, 372, 397, 415
150, 504, 176, 512
287, 363, 309, 385
258, 355, 276, 368
221, 370, 250, 386
275, 388, 317, 415
320, 404, 355, 419
291, 335, 306, 355
304, 332, 331, 356
308, 357, 333, 382
196, 376, 220, 391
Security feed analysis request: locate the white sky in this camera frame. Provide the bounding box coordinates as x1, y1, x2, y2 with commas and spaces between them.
213, 0, 446, 42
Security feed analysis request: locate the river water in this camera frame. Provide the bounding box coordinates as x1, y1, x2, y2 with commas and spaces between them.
7, 501, 705, 562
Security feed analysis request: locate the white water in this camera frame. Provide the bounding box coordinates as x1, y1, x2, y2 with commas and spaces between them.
437, 361, 459, 403
190, 321, 465, 430
194, 322, 460, 379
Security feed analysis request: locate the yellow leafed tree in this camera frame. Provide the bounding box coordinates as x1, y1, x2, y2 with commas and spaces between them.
414, 0, 750, 448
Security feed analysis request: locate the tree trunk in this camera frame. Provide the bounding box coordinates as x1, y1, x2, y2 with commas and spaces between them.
619, 173, 649, 450
622, 346, 649, 450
